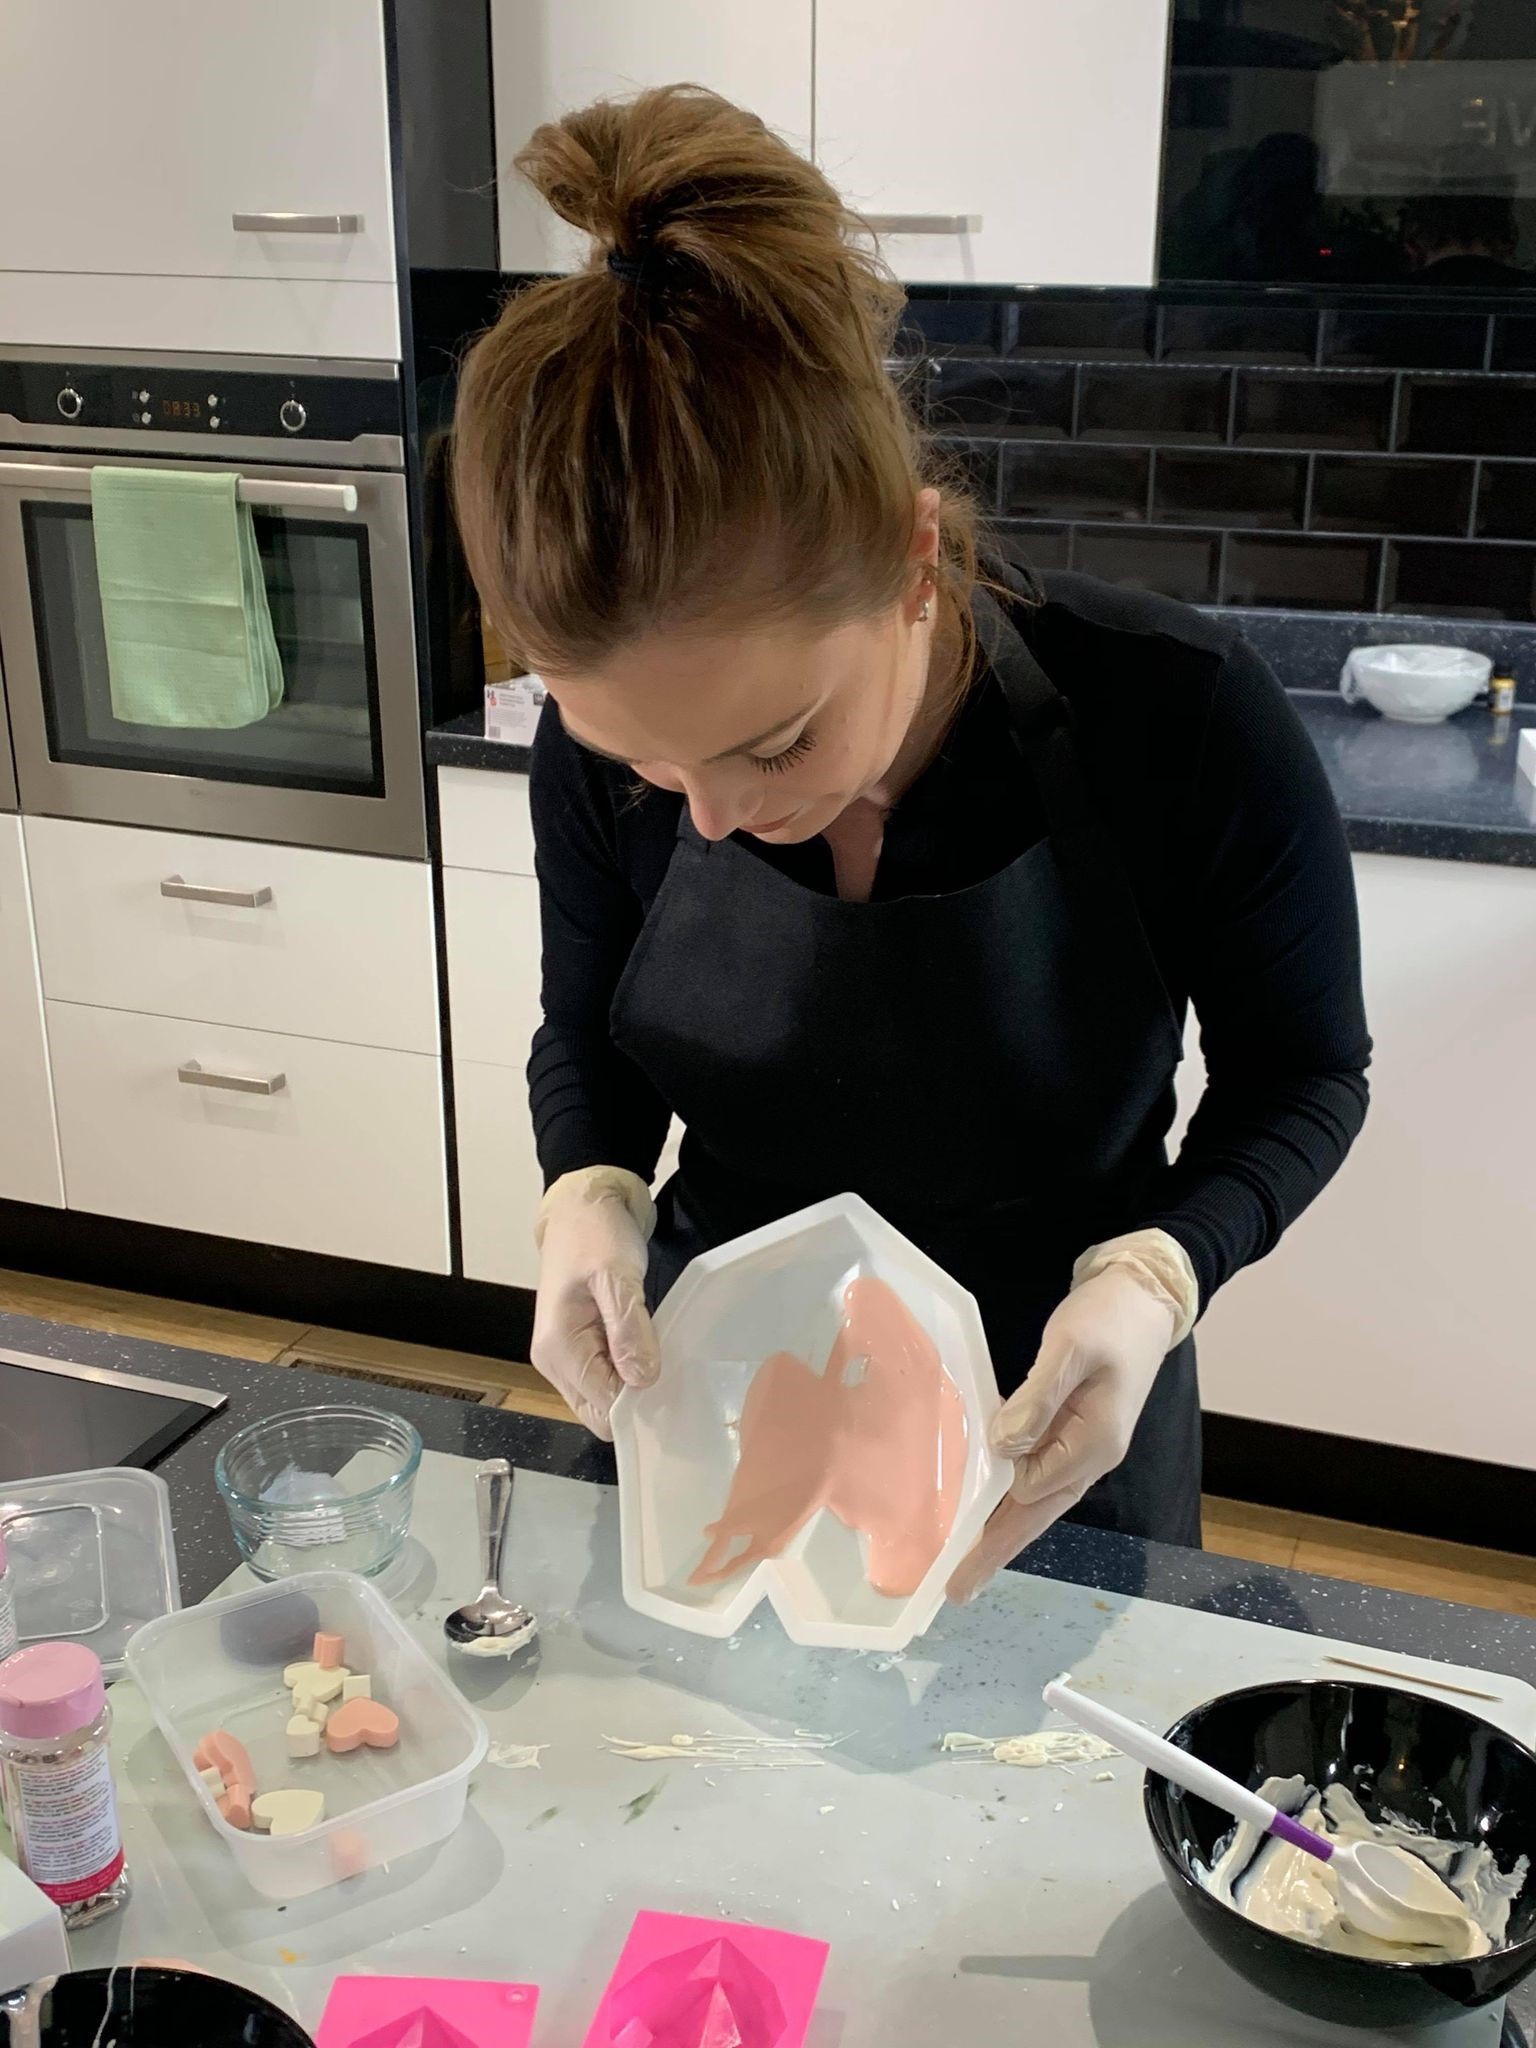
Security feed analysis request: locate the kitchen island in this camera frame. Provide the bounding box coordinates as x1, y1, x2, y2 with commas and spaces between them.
5, 1306, 1534, 2044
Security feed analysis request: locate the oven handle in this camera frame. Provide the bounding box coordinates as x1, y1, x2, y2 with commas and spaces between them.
0, 463, 358, 513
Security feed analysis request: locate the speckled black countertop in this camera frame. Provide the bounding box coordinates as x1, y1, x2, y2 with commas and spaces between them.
7, 1306, 1536, 1705
425, 683, 1536, 870
9, 1306, 1535, 2040
426, 709, 529, 774
1297, 694, 1536, 870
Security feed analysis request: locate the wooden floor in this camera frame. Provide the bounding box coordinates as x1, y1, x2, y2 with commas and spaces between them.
8, 1265, 1536, 1620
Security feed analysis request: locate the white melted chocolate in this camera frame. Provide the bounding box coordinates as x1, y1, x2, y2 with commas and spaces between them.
1199, 1776, 1528, 1963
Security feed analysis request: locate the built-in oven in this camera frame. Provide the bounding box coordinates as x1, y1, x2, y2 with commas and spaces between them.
0, 348, 426, 858
0, 644, 16, 810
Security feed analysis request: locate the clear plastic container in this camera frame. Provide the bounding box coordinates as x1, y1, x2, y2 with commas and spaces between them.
214, 1405, 420, 1580
0, 1467, 180, 1678
612, 1192, 1012, 1652
124, 1571, 487, 1902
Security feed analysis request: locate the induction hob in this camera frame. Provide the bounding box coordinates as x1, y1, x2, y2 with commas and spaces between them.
0, 1348, 226, 1481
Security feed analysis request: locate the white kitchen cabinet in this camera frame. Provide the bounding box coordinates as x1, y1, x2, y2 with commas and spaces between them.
443, 868, 541, 1068
439, 848, 543, 1288
1182, 852, 1536, 1473
492, 0, 814, 273
0, 818, 63, 1208
26, 817, 439, 1057
437, 767, 536, 878
0, 0, 398, 357
456, 1061, 542, 1290
47, 1001, 450, 1273
816, 0, 1172, 287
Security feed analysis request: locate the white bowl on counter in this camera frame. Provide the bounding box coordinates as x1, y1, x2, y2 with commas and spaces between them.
1340, 644, 1490, 723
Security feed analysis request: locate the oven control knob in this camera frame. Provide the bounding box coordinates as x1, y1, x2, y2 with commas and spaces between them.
56, 386, 83, 421
279, 398, 307, 434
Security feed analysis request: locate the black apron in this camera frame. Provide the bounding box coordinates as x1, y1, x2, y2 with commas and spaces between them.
609, 570, 1203, 1549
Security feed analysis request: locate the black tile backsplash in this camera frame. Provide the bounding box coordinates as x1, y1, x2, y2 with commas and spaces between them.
911, 288, 1536, 617
1007, 301, 1154, 361
1476, 465, 1536, 543
1161, 306, 1315, 365
994, 521, 1071, 573
1073, 527, 1220, 605
930, 360, 1074, 437
1235, 372, 1393, 451
1225, 535, 1381, 613
1311, 457, 1474, 539
1002, 444, 1149, 522
1492, 320, 1536, 375
1322, 311, 1489, 373
1387, 543, 1536, 623
1079, 367, 1229, 444
1154, 451, 1305, 530
1400, 380, 1536, 459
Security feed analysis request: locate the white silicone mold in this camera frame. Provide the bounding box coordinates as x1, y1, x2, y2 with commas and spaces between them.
612, 1193, 1012, 1652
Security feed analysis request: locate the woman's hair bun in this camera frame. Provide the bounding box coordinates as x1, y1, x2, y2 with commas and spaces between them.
514, 84, 880, 359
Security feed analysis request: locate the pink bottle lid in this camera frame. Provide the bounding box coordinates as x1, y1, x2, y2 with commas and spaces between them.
0, 1641, 107, 1739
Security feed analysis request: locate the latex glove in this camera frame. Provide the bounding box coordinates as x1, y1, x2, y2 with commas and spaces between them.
531, 1167, 659, 1440
946, 1265, 1178, 1604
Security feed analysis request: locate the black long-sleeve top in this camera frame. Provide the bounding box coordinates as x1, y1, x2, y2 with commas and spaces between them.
527, 572, 1371, 1310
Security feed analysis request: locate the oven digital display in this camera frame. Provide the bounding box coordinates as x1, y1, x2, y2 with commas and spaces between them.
158, 397, 203, 421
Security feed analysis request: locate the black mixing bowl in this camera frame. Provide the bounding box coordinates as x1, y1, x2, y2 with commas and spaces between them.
1, 1967, 313, 2046
1143, 1679, 1536, 2030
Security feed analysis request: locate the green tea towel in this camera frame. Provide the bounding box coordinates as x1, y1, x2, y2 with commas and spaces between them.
92, 467, 285, 729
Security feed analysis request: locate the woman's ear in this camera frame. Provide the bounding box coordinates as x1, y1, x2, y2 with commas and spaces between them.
910, 486, 943, 572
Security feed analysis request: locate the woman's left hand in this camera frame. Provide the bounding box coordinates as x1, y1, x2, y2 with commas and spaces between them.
946, 1266, 1178, 1605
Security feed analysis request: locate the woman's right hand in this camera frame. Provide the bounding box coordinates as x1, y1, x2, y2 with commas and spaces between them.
531, 1168, 660, 1439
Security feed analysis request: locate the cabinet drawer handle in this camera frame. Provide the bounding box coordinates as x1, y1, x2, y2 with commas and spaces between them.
161, 876, 273, 909
232, 212, 363, 235
178, 1060, 286, 1097
861, 213, 982, 235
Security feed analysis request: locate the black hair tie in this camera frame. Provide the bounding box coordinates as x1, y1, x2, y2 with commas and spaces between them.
607, 247, 652, 287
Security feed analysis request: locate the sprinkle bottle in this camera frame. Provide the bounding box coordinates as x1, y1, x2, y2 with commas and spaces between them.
0, 1642, 130, 1927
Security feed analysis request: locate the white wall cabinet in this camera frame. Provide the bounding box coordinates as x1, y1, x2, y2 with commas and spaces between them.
1182, 852, 1536, 1473
0, 0, 398, 357
491, 0, 815, 272
816, 0, 1171, 287
490, 0, 1170, 289
0, 818, 63, 1209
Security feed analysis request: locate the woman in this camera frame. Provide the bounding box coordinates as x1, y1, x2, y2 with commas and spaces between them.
454, 87, 1370, 1597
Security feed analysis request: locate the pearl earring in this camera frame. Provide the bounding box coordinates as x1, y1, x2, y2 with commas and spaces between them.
919, 598, 931, 622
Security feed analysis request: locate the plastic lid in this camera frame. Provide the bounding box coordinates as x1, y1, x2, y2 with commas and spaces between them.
0, 1640, 106, 1738
0, 1466, 181, 1678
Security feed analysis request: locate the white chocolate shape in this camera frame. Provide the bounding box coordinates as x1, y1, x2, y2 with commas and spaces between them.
286, 1715, 322, 1760
252, 1788, 326, 1837
341, 1673, 372, 1702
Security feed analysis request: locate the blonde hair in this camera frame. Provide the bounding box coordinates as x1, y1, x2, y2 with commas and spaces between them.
452, 84, 981, 677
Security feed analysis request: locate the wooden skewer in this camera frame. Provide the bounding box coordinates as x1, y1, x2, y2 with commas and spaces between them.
1322, 1655, 1503, 1705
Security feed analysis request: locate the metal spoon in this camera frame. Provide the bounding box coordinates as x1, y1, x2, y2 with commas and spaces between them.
1043, 1677, 1466, 1943
445, 1459, 537, 1657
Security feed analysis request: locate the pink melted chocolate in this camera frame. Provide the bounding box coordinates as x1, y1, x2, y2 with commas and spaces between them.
689, 1275, 969, 1598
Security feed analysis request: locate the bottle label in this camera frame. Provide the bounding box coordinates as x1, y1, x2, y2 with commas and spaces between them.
4, 1746, 124, 1903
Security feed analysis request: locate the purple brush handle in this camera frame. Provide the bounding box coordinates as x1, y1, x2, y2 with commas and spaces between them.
1269, 1809, 1334, 1863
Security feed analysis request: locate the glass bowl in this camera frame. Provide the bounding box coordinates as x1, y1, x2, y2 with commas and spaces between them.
214, 1406, 421, 1581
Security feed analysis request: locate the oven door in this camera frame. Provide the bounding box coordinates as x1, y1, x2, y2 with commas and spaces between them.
0, 648, 16, 810
0, 452, 424, 857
